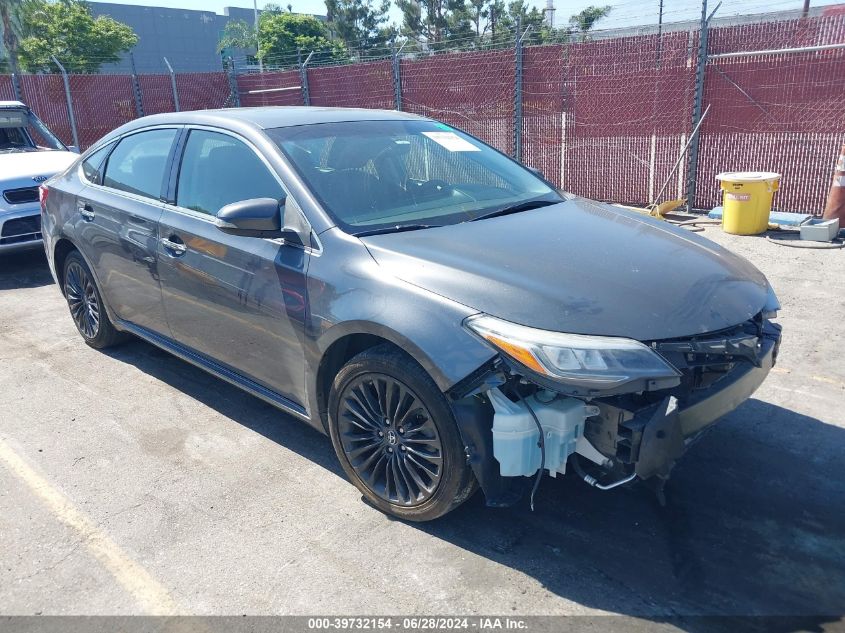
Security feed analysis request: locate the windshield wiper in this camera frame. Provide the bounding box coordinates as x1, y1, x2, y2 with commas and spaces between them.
354, 224, 442, 237
468, 199, 559, 222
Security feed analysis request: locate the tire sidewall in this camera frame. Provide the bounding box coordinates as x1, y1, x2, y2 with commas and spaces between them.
328, 347, 473, 521
63, 251, 113, 348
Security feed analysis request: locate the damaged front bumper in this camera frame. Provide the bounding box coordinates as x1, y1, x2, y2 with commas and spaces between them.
452, 319, 782, 507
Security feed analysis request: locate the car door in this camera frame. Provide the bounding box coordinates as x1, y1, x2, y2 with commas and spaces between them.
78, 127, 179, 335
157, 127, 311, 409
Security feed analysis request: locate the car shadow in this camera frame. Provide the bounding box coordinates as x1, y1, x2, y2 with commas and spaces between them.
0, 249, 55, 290
103, 339, 844, 627
409, 397, 845, 627
102, 338, 344, 477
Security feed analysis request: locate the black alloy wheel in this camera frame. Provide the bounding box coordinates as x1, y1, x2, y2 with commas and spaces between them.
65, 260, 100, 339
62, 251, 125, 349
337, 374, 443, 506
328, 344, 477, 521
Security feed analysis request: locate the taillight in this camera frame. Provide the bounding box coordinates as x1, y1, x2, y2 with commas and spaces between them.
39, 184, 49, 212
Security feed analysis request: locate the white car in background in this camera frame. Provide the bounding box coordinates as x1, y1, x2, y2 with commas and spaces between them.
0, 101, 78, 253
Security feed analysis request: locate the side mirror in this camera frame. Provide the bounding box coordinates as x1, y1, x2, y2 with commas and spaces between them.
215, 197, 304, 243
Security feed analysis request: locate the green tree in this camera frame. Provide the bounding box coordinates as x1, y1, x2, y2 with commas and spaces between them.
258, 12, 347, 66
569, 5, 611, 40
501, 0, 544, 41
466, 0, 489, 38
325, 0, 392, 53
217, 18, 257, 54
17, 0, 137, 74
396, 0, 479, 46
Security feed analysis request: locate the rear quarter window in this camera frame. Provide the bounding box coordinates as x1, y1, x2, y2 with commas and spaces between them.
81, 143, 116, 185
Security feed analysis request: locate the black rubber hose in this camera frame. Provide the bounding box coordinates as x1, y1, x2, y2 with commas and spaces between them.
523, 398, 545, 512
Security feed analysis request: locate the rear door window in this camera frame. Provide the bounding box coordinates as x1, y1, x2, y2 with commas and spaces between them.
176, 129, 283, 216
103, 129, 178, 200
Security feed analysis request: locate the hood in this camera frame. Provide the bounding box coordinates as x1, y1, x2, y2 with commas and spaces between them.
0, 150, 77, 185
361, 198, 769, 341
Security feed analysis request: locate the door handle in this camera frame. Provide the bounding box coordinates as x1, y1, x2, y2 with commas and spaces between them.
79, 203, 94, 221
161, 237, 187, 256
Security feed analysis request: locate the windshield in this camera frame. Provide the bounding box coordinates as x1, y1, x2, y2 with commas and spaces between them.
267, 120, 562, 234
0, 108, 67, 153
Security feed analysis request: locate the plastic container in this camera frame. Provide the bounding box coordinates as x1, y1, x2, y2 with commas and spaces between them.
716, 171, 781, 235
488, 389, 590, 477
488, 389, 541, 477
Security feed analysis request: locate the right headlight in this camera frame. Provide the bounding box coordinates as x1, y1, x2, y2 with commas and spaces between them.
762, 284, 780, 320
465, 314, 681, 392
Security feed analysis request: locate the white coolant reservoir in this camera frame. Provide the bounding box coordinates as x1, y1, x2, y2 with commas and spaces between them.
488, 388, 600, 478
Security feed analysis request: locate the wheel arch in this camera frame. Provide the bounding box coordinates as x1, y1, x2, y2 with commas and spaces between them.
52, 237, 119, 327
313, 322, 461, 433
53, 237, 79, 294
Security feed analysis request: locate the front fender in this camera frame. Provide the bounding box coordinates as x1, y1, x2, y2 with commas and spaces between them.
306, 228, 497, 393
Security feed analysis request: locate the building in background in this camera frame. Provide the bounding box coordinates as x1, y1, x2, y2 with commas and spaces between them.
87, 3, 325, 74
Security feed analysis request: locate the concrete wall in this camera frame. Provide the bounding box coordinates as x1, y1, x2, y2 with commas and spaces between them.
87, 3, 323, 74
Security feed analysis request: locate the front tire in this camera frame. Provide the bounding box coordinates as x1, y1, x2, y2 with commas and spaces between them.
328, 344, 477, 521
63, 251, 124, 349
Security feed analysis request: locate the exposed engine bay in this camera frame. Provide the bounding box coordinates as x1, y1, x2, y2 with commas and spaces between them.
450, 314, 782, 508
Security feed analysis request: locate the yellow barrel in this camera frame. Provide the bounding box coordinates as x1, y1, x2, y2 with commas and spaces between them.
716, 171, 781, 235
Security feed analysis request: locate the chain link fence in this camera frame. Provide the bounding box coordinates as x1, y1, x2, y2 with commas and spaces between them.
3, 12, 843, 214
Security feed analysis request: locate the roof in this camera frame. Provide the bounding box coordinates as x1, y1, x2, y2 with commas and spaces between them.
0, 101, 26, 109
129, 107, 426, 131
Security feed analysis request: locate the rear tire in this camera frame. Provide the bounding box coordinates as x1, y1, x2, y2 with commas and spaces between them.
328, 344, 477, 521
63, 251, 125, 349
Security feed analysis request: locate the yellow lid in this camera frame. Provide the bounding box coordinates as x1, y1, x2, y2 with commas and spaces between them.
716, 171, 781, 182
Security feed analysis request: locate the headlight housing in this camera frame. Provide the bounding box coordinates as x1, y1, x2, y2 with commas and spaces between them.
762, 284, 780, 320
465, 314, 681, 392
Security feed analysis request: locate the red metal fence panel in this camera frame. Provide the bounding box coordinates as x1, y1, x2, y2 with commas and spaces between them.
521, 45, 567, 187
0, 76, 15, 101
695, 15, 845, 214
237, 71, 302, 107
308, 60, 394, 109
401, 49, 515, 156
1, 14, 841, 213
18, 74, 73, 147
562, 32, 697, 205
176, 72, 232, 111
69, 74, 136, 149
138, 74, 176, 115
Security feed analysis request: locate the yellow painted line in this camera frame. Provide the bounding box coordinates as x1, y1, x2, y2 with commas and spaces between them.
771, 367, 844, 389
0, 437, 179, 615
811, 375, 845, 388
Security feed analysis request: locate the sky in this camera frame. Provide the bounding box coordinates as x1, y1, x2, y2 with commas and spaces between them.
90, 0, 842, 31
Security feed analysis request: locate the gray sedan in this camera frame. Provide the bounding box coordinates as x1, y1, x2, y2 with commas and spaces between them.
40, 107, 782, 520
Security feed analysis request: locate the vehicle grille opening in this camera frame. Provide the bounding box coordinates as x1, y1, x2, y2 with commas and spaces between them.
3, 187, 40, 205
0, 215, 42, 245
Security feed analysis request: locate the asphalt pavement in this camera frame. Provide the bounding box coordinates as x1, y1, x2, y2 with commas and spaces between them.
1, 228, 844, 629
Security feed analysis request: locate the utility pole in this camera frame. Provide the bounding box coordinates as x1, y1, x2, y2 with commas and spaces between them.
544, 0, 555, 29
801, 0, 810, 18
254, 0, 263, 72
656, 0, 664, 66
685, 0, 708, 212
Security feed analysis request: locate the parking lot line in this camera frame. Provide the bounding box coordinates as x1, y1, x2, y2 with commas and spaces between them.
0, 437, 179, 615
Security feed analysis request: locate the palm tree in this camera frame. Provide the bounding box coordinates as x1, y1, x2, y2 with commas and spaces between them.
0, 0, 29, 75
